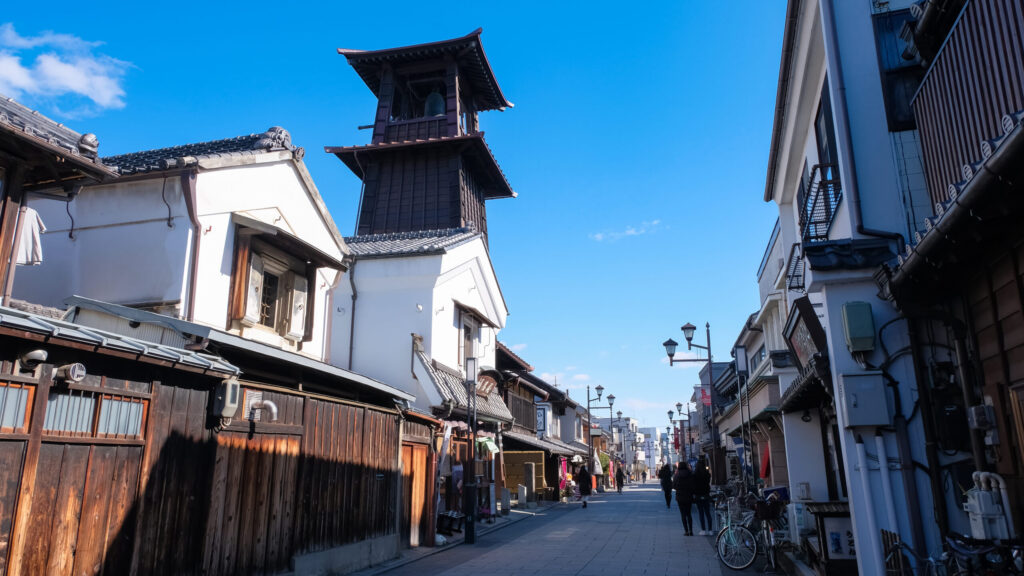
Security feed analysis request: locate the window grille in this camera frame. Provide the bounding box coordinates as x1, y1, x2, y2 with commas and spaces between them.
43, 388, 147, 439
0, 382, 32, 433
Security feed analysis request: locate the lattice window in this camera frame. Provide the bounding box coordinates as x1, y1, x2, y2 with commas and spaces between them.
0, 382, 33, 433
43, 388, 147, 439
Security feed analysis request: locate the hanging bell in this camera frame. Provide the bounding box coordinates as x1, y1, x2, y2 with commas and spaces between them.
424, 88, 445, 117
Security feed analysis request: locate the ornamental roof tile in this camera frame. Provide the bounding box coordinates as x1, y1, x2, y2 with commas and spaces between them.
102, 127, 302, 175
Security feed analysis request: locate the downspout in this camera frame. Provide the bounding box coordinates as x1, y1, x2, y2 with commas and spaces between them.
347, 255, 357, 370
819, 0, 906, 252
855, 434, 885, 574
181, 170, 200, 321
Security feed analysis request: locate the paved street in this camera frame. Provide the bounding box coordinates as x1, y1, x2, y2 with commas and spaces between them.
377, 481, 750, 576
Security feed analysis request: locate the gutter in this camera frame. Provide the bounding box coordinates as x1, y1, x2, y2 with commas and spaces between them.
181, 170, 200, 321
891, 114, 1024, 286
764, 0, 802, 203
347, 255, 357, 370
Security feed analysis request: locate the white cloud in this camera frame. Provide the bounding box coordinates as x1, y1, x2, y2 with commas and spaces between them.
0, 23, 129, 115
509, 343, 528, 352
589, 219, 663, 242
571, 374, 591, 382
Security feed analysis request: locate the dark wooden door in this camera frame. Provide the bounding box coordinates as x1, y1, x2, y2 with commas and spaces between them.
400, 443, 428, 547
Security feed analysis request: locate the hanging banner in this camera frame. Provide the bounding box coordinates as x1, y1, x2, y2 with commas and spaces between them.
701, 386, 711, 406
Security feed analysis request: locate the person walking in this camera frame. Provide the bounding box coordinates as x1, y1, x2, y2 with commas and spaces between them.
615, 466, 626, 494
658, 463, 674, 508
693, 456, 713, 535
578, 465, 592, 508
641, 470, 648, 484
673, 461, 696, 536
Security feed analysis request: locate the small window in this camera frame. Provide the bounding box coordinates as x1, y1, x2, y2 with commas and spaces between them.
43, 389, 147, 439
96, 397, 145, 437
0, 382, 33, 433
239, 240, 311, 341
44, 391, 95, 435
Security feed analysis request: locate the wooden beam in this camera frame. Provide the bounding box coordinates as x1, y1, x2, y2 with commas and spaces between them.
0, 163, 25, 306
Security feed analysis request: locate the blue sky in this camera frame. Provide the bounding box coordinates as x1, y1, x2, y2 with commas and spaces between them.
2, 2, 786, 431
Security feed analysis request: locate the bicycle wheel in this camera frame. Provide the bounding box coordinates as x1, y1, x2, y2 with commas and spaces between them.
717, 525, 757, 570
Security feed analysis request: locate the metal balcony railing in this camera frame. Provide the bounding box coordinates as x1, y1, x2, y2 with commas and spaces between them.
786, 242, 805, 291
798, 163, 842, 242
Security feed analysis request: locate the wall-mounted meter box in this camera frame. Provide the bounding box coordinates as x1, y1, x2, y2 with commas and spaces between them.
212, 378, 240, 418
838, 372, 891, 428
842, 302, 875, 353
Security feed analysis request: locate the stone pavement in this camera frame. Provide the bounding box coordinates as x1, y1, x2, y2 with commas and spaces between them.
352, 480, 775, 576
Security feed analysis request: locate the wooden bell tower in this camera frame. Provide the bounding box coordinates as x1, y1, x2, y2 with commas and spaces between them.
327, 29, 516, 246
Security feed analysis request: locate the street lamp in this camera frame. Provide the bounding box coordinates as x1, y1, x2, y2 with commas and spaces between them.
586, 385, 615, 474
663, 321, 718, 482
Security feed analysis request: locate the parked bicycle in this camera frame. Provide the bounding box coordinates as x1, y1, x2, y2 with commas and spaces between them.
944, 532, 1023, 575
715, 491, 787, 572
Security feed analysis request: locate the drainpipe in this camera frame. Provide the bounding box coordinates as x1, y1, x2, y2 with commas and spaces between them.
181, 170, 200, 321
905, 317, 948, 546
347, 256, 357, 370
819, 0, 906, 252
855, 434, 885, 574
874, 431, 900, 533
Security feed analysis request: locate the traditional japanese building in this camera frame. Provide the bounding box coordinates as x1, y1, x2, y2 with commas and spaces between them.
327, 28, 515, 248
327, 29, 518, 548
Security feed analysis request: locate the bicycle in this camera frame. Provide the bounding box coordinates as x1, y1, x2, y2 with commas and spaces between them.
716, 491, 788, 572
882, 530, 942, 576
714, 491, 758, 570
944, 532, 1023, 575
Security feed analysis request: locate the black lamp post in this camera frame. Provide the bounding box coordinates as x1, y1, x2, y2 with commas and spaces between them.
464, 356, 479, 544
663, 322, 718, 482
586, 386, 614, 473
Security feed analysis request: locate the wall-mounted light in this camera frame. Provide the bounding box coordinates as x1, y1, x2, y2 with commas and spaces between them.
801, 410, 813, 423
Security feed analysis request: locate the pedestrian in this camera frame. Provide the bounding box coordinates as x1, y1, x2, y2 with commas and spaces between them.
642, 470, 648, 484
616, 466, 625, 494
693, 456, 713, 535
578, 465, 592, 508
673, 461, 696, 536
658, 463, 673, 508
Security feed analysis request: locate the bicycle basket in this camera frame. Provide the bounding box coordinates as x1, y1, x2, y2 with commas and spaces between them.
754, 499, 784, 521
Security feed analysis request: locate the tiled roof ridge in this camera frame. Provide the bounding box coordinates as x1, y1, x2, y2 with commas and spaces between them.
0, 95, 104, 160
101, 126, 302, 175
345, 226, 475, 243
893, 108, 1024, 272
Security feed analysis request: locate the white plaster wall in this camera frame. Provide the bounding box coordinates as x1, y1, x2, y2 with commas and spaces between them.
330, 254, 440, 410
14, 177, 191, 308
328, 236, 508, 410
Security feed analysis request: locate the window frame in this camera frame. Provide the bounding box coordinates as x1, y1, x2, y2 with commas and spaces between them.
0, 381, 34, 434
41, 384, 149, 442
230, 231, 316, 343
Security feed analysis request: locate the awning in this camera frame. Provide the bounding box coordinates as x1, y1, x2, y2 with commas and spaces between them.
502, 430, 573, 456
477, 437, 500, 456
232, 213, 348, 270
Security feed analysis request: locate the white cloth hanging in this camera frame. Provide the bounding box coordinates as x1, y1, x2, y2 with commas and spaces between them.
16, 207, 46, 266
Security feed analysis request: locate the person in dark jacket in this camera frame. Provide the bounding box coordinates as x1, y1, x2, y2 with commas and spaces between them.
658, 463, 674, 508
615, 466, 626, 494
578, 465, 592, 508
692, 457, 713, 535
673, 461, 696, 536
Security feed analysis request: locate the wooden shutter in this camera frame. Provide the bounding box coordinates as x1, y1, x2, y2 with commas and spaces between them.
243, 253, 263, 324
303, 267, 317, 342
286, 272, 307, 340
228, 234, 251, 322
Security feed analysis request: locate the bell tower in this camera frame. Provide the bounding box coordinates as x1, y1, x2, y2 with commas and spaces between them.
327, 29, 516, 246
